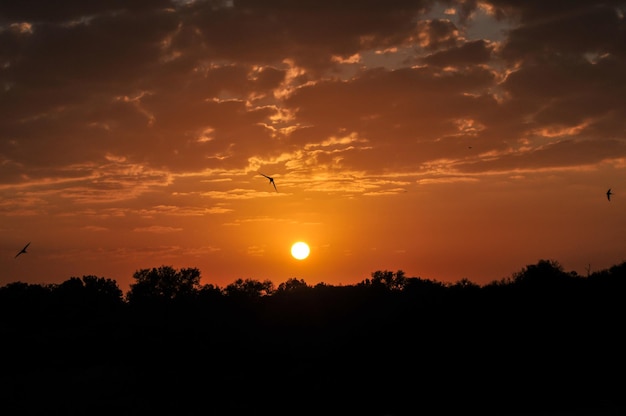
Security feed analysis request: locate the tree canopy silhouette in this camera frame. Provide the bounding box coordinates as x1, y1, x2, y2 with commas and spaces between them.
126, 265, 202, 304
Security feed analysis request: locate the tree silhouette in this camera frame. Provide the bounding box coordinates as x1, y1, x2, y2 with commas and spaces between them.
277, 277, 309, 293
126, 265, 201, 304
224, 278, 274, 298
362, 269, 407, 290
0, 281, 53, 322
82, 275, 124, 303
511, 259, 568, 287
51, 275, 125, 320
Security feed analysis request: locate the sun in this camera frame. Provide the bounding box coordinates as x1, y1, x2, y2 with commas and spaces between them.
291, 241, 310, 260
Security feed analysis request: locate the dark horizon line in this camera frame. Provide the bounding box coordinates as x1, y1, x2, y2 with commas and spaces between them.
2, 258, 625, 294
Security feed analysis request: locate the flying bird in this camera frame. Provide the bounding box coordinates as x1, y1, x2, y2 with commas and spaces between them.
606, 188, 613, 201
258, 172, 277, 192
15, 242, 30, 258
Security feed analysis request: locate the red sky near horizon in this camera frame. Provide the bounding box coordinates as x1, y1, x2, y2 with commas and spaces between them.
1, 1, 625, 292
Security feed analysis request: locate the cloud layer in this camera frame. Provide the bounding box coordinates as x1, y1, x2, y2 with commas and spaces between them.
1, 1, 625, 289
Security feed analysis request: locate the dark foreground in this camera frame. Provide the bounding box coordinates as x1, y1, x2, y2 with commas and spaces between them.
1, 263, 624, 415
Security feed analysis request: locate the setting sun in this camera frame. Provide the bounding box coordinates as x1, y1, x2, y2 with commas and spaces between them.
291, 242, 310, 260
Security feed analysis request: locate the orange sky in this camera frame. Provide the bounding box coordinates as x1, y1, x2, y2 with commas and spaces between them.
1, 1, 626, 292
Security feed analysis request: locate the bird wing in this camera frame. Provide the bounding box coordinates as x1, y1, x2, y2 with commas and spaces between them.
15, 242, 30, 258
259, 172, 277, 191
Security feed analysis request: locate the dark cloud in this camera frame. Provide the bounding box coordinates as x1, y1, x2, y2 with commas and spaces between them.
416, 18, 461, 51
420, 39, 494, 66
0, 1, 173, 23
487, 1, 625, 24
500, 3, 626, 62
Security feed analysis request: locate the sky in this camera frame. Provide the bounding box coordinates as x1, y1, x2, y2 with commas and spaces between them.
1, 0, 626, 292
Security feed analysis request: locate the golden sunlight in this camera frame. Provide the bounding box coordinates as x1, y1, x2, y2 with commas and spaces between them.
291, 241, 310, 260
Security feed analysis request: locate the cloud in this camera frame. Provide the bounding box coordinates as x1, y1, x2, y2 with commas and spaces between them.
133, 225, 183, 233
2, 1, 626, 286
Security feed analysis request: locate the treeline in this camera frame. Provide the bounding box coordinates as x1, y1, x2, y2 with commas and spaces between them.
2, 258, 624, 307
0, 259, 624, 415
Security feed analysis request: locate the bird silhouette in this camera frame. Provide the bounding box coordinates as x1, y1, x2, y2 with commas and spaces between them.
258, 172, 277, 192
606, 188, 613, 201
15, 242, 30, 258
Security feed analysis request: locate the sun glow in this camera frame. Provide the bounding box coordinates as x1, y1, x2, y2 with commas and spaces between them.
291, 241, 310, 260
